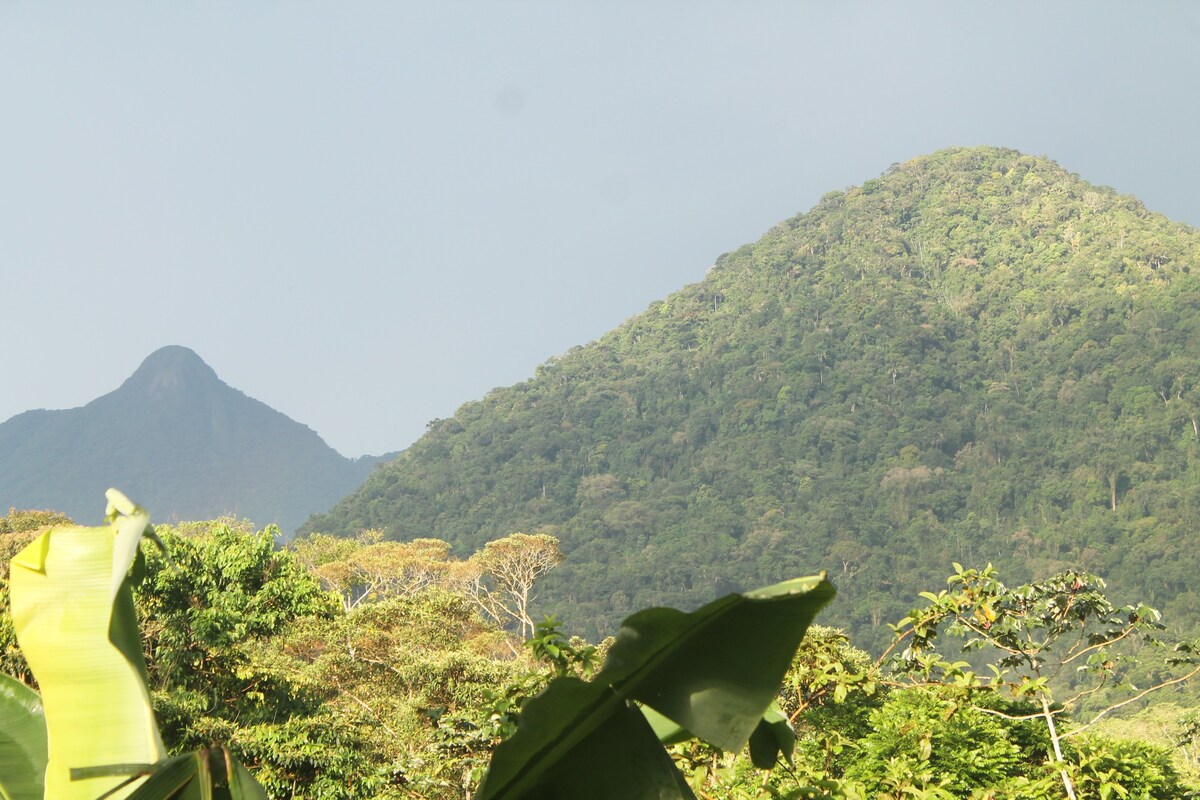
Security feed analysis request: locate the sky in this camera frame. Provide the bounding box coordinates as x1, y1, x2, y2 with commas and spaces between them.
3, 2, 1200, 458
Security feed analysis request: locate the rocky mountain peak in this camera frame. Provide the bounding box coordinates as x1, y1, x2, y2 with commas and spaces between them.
118, 345, 222, 401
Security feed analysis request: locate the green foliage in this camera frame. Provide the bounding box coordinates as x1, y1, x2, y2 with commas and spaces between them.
476, 574, 834, 800
885, 564, 1200, 799
7, 500, 1197, 800
2, 512, 573, 799
302, 146, 1200, 651
673, 568, 1200, 800
119, 745, 268, 800
778, 625, 879, 731
2, 490, 269, 799
0, 673, 47, 800
841, 689, 1041, 797
0, 509, 73, 535
135, 519, 339, 739
257, 588, 528, 798
891, 564, 1197, 714
132, 518, 398, 798
524, 616, 601, 679
1068, 735, 1187, 800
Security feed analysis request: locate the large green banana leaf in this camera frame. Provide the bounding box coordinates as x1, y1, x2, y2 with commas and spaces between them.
475, 573, 835, 800
92, 746, 269, 800
0, 673, 47, 800
8, 490, 165, 800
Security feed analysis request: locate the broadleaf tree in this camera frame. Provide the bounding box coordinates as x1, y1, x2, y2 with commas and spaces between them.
889, 563, 1200, 800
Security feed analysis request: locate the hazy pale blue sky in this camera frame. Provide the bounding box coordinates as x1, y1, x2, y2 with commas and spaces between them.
4, 2, 1199, 457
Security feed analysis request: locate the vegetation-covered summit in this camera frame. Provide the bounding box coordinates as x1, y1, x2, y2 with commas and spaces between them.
307, 146, 1200, 646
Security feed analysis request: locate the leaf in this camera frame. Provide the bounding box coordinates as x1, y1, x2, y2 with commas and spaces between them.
747, 703, 795, 770
647, 700, 796, 768
641, 703, 691, 746
8, 490, 165, 799
602, 575, 834, 750
541, 701, 697, 800
478, 678, 695, 799
112, 746, 269, 800
0, 674, 47, 800
226, 754, 269, 800
476, 574, 834, 800
118, 751, 202, 800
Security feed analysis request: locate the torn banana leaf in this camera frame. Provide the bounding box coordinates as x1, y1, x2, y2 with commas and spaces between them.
8, 489, 165, 800
476, 574, 834, 800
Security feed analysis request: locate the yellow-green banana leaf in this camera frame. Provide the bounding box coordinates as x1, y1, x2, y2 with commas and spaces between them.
8, 490, 165, 800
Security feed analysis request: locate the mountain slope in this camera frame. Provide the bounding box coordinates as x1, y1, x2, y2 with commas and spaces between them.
306, 147, 1200, 646
0, 346, 389, 531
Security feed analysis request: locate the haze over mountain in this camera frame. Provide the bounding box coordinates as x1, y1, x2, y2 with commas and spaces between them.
0, 346, 391, 531
306, 147, 1200, 646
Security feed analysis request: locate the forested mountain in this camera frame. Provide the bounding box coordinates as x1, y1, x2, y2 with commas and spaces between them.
306, 146, 1200, 647
0, 346, 391, 531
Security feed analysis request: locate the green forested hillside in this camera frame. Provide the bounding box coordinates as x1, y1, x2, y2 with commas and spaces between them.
306, 146, 1200, 648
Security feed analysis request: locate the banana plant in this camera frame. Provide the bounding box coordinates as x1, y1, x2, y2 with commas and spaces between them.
476, 574, 836, 800
1, 490, 265, 800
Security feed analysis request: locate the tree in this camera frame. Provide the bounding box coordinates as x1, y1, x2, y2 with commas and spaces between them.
130, 518, 394, 797
292, 531, 454, 611
890, 564, 1200, 799
136, 518, 337, 704
463, 532, 564, 641
841, 687, 1040, 798
262, 589, 525, 800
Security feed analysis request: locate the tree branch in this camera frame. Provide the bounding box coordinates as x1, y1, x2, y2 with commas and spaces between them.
1060, 625, 1139, 665
975, 706, 1058, 722
1062, 661, 1200, 739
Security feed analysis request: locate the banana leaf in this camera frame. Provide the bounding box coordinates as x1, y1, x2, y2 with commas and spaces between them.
91, 746, 269, 800
476, 573, 834, 800
0, 673, 47, 800
8, 490, 165, 800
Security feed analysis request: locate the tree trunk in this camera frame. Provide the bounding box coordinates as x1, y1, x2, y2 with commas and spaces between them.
1042, 695, 1077, 800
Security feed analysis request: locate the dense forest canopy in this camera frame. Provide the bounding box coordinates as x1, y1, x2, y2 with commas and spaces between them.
305, 146, 1200, 649
6, 511, 1196, 799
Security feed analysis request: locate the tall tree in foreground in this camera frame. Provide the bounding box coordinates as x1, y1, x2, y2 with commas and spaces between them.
891, 564, 1200, 799
464, 532, 564, 641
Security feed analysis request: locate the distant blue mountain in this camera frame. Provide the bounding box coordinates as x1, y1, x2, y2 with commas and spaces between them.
0, 346, 393, 533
